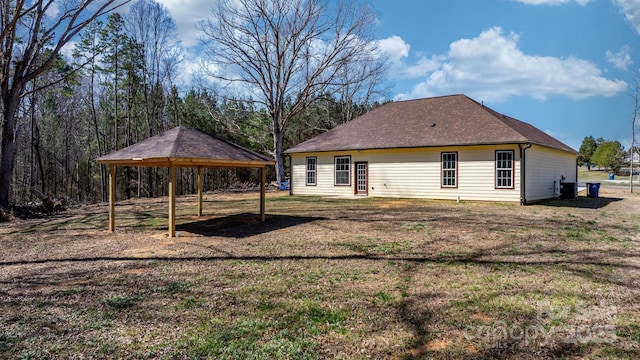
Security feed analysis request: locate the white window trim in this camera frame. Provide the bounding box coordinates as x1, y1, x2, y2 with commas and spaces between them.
305, 157, 317, 186
495, 150, 514, 189
441, 152, 458, 188
334, 156, 351, 186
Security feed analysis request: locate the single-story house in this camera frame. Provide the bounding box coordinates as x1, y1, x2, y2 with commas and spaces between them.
285, 94, 578, 204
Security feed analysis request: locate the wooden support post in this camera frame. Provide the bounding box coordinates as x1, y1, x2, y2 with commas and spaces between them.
168, 166, 176, 237
260, 166, 266, 222
197, 166, 203, 217
109, 164, 116, 232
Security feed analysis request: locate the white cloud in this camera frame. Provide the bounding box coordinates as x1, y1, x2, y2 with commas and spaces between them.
45, 2, 61, 18
404, 56, 443, 78
612, 0, 640, 35
377, 36, 443, 79
156, 0, 213, 48
512, 0, 592, 5
606, 45, 632, 71
377, 35, 410, 62
60, 40, 77, 61
395, 27, 627, 102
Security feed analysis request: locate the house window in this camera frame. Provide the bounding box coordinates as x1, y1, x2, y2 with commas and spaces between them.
496, 150, 514, 188
305, 157, 317, 186
441, 152, 457, 187
334, 156, 351, 185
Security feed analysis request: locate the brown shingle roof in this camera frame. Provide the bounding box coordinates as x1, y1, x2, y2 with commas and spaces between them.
285, 94, 577, 154
97, 126, 275, 167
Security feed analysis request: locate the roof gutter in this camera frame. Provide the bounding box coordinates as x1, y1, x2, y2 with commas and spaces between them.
519, 143, 532, 205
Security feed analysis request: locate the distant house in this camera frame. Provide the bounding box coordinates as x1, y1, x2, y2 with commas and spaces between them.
285, 94, 578, 204
625, 152, 639, 164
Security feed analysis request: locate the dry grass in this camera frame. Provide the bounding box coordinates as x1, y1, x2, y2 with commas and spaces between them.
1, 188, 639, 359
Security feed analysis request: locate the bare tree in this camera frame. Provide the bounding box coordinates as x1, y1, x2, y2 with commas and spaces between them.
125, 0, 181, 197
0, 0, 128, 208
125, 0, 181, 131
72, 19, 109, 201
197, 0, 388, 183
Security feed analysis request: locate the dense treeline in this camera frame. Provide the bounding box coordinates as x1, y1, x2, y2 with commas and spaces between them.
1, 0, 383, 208
12, 86, 372, 205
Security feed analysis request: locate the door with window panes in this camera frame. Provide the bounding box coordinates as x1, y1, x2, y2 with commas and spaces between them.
355, 162, 368, 195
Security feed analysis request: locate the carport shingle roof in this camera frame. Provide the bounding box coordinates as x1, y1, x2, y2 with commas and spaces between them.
285, 94, 577, 154
97, 126, 275, 167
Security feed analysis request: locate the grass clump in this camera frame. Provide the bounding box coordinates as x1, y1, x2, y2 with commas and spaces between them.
374, 291, 394, 305
103, 294, 140, 310
304, 305, 348, 327
337, 239, 411, 255
173, 318, 320, 359
153, 281, 191, 294
406, 222, 427, 232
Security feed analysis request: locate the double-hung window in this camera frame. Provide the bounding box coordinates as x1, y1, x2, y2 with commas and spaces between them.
441, 152, 457, 187
334, 156, 351, 185
496, 150, 514, 188
305, 157, 317, 186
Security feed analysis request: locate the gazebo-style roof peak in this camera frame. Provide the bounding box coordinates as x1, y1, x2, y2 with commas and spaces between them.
97, 126, 275, 167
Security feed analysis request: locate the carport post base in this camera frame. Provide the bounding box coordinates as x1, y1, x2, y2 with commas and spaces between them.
109, 164, 116, 232
260, 167, 266, 222
168, 166, 176, 237
197, 166, 203, 217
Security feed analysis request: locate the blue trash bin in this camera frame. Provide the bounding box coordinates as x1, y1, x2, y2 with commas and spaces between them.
608, 172, 614, 180
587, 182, 600, 198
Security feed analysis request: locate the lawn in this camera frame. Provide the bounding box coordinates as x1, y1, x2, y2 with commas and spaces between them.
1, 189, 639, 359
578, 167, 639, 186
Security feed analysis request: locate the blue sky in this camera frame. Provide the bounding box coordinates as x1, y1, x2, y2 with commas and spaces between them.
156, 0, 640, 150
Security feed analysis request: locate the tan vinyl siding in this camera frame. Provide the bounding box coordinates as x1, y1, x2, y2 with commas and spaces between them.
291, 152, 355, 197
525, 145, 577, 202
458, 147, 520, 202
291, 145, 522, 201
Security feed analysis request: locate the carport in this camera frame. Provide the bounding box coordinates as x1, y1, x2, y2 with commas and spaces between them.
97, 126, 276, 237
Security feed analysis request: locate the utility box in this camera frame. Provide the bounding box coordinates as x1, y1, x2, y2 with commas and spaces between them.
560, 182, 576, 199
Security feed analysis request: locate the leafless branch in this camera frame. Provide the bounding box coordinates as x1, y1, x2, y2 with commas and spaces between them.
197, 0, 388, 181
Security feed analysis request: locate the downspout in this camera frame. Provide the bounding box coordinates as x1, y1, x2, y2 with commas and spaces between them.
575, 158, 579, 192
287, 154, 292, 196
519, 143, 532, 205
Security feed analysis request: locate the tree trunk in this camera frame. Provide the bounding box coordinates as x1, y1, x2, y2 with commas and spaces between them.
89, 66, 107, 202
273, 123, 286, 184
0, 89, 22, 208
33, 121, 45, 195
0, 129, 17, 208
29, 90, 36, 200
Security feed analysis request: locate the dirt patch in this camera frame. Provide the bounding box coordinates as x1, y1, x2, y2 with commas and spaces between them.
470, 312, 494, 323
408, 339, 452, 355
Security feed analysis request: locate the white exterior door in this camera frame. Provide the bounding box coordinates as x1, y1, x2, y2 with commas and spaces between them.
355, 162, 368, 195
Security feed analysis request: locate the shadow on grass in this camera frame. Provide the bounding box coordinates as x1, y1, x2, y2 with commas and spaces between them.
176, 213, 325, 238
1, 247, 636, 359
2, 250, 638, 281
537, 196, 623, 209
